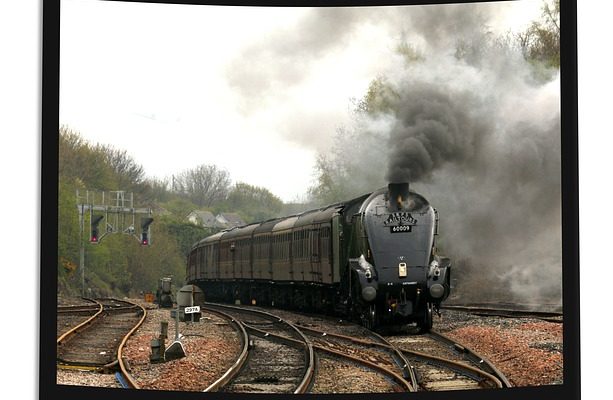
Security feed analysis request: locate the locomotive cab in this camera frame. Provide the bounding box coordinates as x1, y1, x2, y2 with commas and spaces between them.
351, 183, 451, 331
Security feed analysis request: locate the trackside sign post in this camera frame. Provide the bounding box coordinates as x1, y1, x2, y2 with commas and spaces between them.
185, 305, 200, 323
184, 306, 200, 314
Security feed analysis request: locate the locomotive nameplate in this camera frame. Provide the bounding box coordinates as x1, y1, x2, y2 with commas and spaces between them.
390, 225, 412, 233
384, 212, 417, 226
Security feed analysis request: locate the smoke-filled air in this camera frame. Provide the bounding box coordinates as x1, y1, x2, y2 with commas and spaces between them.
57, 1, 561, 306
239, 2, 562, 306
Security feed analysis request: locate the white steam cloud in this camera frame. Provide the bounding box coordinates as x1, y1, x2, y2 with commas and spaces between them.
356, 6, 562, 305
224, 3, 561, 305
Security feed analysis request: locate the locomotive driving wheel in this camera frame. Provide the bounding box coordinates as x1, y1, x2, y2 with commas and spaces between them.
418, 302, 433, 333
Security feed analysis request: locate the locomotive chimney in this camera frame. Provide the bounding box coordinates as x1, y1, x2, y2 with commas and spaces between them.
388, 182, 410, 211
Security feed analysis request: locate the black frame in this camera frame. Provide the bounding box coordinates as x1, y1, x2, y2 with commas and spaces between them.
41, 1, 579, 399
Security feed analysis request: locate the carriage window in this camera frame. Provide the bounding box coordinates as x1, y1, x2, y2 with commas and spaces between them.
322, 227, 331, 259
311, 227, 320, 262
286, 233, 289, 260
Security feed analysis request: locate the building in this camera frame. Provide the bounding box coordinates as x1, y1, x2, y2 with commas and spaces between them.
215, 212, 246, 229
187, 210, 246, 229
186, 210, 218, 228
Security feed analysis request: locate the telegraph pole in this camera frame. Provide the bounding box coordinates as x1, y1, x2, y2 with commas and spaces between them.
79, 203, 85, 297
76, 190, 153, 297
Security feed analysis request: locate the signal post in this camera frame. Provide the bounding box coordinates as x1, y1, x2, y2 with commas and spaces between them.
76, 190, 153, 296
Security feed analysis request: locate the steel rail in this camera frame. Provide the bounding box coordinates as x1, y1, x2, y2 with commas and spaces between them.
400, 348, 503, 389
313, 341, 415, 392
369, 329, 419, 390
441, 305, 563, 321
289, 322, 504, 391
296, 324, 418, 391
58, 305, 141, 313
57, 304, 102, 313
57, 299, 104, 346
57, 298, 144, 380
305, 328, 504, 388
303, 327, 502, 390
203, 303, 315, 394
242, 324, 315, 394
429, 330, 512, 388
201, 306, 250, 393
116, 299, 148, 389
244, 324, 415, 392
443, 301, 562, 312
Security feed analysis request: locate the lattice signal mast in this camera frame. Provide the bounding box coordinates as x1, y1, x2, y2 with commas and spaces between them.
76, 190, 153, 296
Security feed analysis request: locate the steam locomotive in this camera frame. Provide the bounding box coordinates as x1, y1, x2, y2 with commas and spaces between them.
186, 182, 451, 331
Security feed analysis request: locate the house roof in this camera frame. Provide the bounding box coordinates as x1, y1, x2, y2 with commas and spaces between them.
188, 210, 217, 227
216, 212, 245, 227
188, 210, 246, 229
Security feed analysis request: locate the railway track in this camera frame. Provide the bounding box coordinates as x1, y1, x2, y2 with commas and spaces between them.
255, 305, 513, 392
57, 298, 102, 338
200, 306, 251, 392
207, 304, 511, 393
299, 323, 416, 392
205, 303, 415, 393
441, 304, 563, 323
57, 298, 146, 375
387, 329, 512, 390
203, 303, 315, 394
297, 322, 506, 391
57, 300, 516, 393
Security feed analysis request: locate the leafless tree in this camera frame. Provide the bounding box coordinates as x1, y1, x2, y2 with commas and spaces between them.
96, 145, 146, 188
172, 164, 231, 207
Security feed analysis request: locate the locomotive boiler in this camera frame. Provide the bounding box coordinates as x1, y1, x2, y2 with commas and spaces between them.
187, 182, 451, 331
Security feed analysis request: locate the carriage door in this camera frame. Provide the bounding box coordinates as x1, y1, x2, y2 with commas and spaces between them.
230, 241, 236, 279
310, 226, 321, 282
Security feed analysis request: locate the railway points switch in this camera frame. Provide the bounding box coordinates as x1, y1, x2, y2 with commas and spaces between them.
164, 340, 186, 361
150, 338, 164, 363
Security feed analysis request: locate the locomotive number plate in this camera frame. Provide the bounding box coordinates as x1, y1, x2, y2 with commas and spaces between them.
390, 225, 412, 233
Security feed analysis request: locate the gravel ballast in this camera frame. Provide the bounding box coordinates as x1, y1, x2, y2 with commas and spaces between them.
57, 299, 563, 391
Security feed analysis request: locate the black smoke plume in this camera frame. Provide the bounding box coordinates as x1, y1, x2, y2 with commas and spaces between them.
385, 84, 489, 183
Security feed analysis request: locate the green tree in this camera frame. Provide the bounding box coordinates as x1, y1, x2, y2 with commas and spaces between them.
58, 127, 189, 297
308, 154, 350, 205
354, 77, 400, 116
59, 126, 116, 190
57, 179, 82, 294
95, 144, 146, 192
225, 182, 283, 223
163, 217, 212, 259
308, 124, 387, 206
161, 197, 200, 219
127, 226, 186, 292
516, 0, 560, 68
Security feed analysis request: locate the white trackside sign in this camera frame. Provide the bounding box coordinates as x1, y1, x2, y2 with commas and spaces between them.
184, 306, 200, 314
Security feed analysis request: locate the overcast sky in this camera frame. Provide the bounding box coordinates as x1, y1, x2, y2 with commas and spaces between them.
59, 0, 542, 202
7, 2, 613, 396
